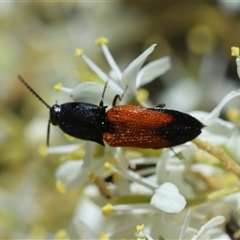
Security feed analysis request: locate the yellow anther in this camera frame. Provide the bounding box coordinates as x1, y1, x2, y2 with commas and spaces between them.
104, 162, 113, 172
38, 144, 48, 157
99, 232, 109, 240
95, 37, 109, 46
74, 48, 84, 57
54, 82, 62, 92
55, 229, 68, 240
226, 107, 240, 122
102, 203, 113, 217
136, 224, 144, 233
88, 172, 97, 182
231, 46, 240, 56
56, 180, 67, 194
137, 88, 149, 103
226, 172, 238, 185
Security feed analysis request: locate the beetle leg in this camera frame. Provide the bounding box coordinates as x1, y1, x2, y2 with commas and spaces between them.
154, 103, 166, 108
112, 86, 128, 106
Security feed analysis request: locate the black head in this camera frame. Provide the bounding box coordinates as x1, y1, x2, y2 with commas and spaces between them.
50, 104, 61, 126
18, 75, 52, 146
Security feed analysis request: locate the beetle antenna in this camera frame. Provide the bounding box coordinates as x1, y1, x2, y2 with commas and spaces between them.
47, 120, 51, 146
99, 79, 109, 107
18, 75, 51, 109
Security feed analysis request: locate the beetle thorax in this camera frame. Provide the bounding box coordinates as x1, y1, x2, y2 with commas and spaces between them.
50, 104, 61, 126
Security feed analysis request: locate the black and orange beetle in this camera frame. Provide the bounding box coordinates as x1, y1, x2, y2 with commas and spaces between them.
18, 75, 204, 148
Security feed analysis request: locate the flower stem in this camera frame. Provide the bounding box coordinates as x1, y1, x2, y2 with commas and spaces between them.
192, 138, 240, 178
186, 185, 240, 207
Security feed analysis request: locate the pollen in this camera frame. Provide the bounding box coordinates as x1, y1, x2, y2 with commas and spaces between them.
88, 171, 97, 182
95, 37, 109, 46
231, 46, 240, 56
55, 229, 68, 240
54, 82, 62, 92
99, 232, 109, 240
104, 162, 113, 172
56, 179, 67, 194
38, 144, 48, 157
102, 203, 113, 217
226, 107, 240, 124
74, 48, 84, 57
226, 172, 238, 185
137, 88, 149, 103
136, 224, 145, 233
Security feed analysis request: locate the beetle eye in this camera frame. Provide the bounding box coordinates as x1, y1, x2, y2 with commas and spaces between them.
50, 104, 61, 126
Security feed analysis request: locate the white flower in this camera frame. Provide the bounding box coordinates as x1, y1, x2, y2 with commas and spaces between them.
154, 84, 240, 208
71, 37, 171, 106
151, 182, 186, 213
135, 210, 226, 240
55, 157, 106, 189
179, 211, 226, 240
50, 43, 240, 240
53, 38, 172, 190
69, 188, 161, 239
190, 216, 226, 240
188, 88, 240, 147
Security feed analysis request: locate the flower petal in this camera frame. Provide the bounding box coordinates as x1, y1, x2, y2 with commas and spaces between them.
179, 210, 191, 240
136, 56, 171, 88
226, 127, 240, 160
72, 198, 103, 238
55, 157, 105, 189
81, 54, 122, 92
47, 144, 81, 154
101, 44, 122, 81
70, 82, 119, 106
55, 160, 85, 189
150, 182, 186, 213
71, 218, 98, 239
157, 216, 182, 239
82, 54, 109, 82
191, 111, 235, 145
191, 216, 225, 240
236, 57, 240, 79
204, 89, 240, 125
122, 44, 156, 93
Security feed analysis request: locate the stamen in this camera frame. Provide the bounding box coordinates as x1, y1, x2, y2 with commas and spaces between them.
95, 37, 109, 46
102, 203, 113, 217
74, 48, 84, 57
231, 46, 240, 56
54, 82, 62, 92
56, 180, 67, 194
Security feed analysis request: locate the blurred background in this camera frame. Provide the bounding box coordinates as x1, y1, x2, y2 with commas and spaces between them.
1, 1, 240, 238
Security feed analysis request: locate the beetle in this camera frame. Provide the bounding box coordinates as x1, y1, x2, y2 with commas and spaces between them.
18, 75, 204, 148
105, 105, 204, 148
